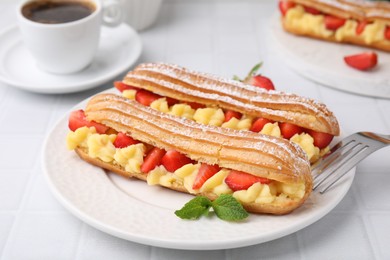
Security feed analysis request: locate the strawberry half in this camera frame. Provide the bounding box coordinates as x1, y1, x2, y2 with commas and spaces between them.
248, 75, 275, 91
303, 6, 321, 15
324, 15, 346, 30
192, 163, 221, 190
344, 52, 378, 71
186, 102, 206, 110
306, 130, 334, 149
234, 62, 276, 91
279, 122, 303, 139
161, 150, 193, 172
114, 81, 137, 92
225, 170, 271, 191
135, 90, 162, 106
113, 132, 139, 148
141, 147, 166, 173
68, 109, 109, 134
250, 118, 273, 132
224, 110, 242, 122
279, 0, 296, 16
356, 21, 368, 35
385, 26, 390, 40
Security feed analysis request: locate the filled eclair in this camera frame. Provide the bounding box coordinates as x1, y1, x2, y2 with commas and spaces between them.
67, 93, 313, 215
114, 62, 340, 163
279, 0, 390, 52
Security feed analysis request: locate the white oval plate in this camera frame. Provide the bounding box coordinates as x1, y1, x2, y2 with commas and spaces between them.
269, 14, 390, 99
0, 24, 142, 94
42, 88, 355, 250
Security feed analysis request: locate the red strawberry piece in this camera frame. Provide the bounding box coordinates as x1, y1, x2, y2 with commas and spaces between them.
385, 26, 390, 40
250, 118, 273, 132
279, 0, 296, 16
303, 6, 321, 15
161, 150, 193, 172
249, 75, 275, 91
280, 122, 303, 139
114, 81, 137, 92
324, 15, 346, 30
306, 129, 334, 149
113, 132, 139, 148
225, 170, 271, 191
135, 90, 162, 106
186, 102, 206, 110
166, 97, 180, 106
192, 163, 221, 190
344, 52, 378, 71
141, 147, 166, 173
68, 109, 109, 134
356, 21, 368, 35
224, 110, 242, 122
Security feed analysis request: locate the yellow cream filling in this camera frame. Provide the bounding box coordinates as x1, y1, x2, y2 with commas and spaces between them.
67, 126, 306, 205
285, 5, 388, 44
126, 95, 329, 161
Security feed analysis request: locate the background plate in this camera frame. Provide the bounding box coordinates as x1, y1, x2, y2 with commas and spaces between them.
42, 89, 355, 250
269, 14, 390, 99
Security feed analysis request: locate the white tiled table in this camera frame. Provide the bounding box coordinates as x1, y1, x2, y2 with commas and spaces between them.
1, 0, 390, 259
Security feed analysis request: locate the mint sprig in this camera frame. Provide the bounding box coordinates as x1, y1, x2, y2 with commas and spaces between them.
175, 194, 249, 221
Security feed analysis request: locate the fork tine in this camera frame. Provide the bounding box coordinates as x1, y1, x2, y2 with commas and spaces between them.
313, 143, 368, 192
312, 132, 390, 194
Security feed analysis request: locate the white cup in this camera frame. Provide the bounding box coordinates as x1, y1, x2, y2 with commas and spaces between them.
120, 0, 162, 31
17, 0, 122, 74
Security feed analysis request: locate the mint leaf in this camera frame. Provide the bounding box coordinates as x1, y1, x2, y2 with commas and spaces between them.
175, 196, 212, 220
175, 194, 249, 222
212, 194, 249, 221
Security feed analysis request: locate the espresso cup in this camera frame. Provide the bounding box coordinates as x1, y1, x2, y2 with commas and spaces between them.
17, 0, 122, 74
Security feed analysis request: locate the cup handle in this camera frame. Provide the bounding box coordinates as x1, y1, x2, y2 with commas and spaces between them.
102, 0, 122, 27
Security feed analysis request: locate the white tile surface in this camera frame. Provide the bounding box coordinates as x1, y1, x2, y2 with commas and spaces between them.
1, 0, 390, 259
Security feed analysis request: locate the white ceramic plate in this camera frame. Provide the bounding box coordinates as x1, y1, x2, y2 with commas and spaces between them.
0, 24, 142, 94
269, 14, 390, 99
42, 89, 355, 250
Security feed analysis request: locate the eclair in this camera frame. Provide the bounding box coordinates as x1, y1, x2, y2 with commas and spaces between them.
279, 0, 390, 52
114, 62, 340, 163
67, 93, 312, 215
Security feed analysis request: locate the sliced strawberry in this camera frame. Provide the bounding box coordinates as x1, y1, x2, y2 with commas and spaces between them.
280, 122, 303, 139
303, 6, 321, 15
187, 102, 206, 110
225, 170, 271, 191
135, 90, 162, 106
324, 15, 346, 30
224, 110, 242, 122
161, 150, 193, 172
249, 75, 275, 91
114, 81, 137, 92
279, 0, 296, 16
113, 132, 139, 148
141, 147, 166, 173
166, 97, 179, 106
344, 52, 378, 71
385, 26, 390, 40
68, 109, 109, 134
356, 21, 368, 35
192, 163, 221, 190
306, 129, 334, 149
250, 118, 273, 132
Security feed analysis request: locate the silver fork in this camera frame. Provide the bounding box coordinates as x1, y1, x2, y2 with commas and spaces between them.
312, 132, 390, 194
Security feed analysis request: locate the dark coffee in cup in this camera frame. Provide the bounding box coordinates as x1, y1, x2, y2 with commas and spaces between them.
22, 0, 95, 24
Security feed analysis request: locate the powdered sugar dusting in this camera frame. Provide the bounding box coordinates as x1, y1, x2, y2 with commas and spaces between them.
125, 62, 339, 134
87, 94, 311, 181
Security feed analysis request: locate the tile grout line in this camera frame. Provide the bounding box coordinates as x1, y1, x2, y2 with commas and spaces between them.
0, 95, 62, 260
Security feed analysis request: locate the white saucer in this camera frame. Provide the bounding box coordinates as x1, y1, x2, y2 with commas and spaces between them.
0, 24, 142, 94
269, 14, 390, 99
